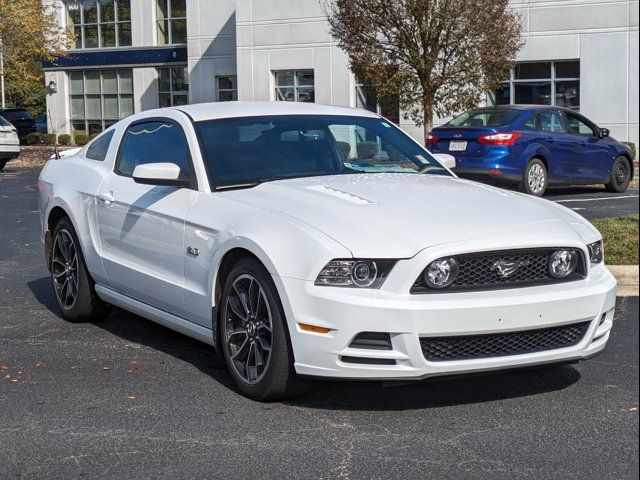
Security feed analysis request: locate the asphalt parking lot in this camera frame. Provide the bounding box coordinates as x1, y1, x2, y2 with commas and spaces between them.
1, 166, 638, 479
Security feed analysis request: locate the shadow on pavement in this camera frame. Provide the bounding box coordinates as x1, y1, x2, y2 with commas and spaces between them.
28, 276, 581, 410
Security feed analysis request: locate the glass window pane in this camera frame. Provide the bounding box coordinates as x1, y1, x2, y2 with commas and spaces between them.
67, 3, 82, 24
171, 67, 188, 91
555, 80, 580, 110
158, 68, 170, 92
296, 71, 314, 86
69, 71, 84, 94
86, 130, 115, 161
118, 70, 133, 94
556, 61, 580, 79
73, 25, 83, 49
172, 93, 188, 106
538, 111, 566, 133
217, 76, 236, 90
85, 71, 101, 94
275, 71, 294, 87
296, 87, 315, 103
218, 90, 237, 102
276, 87, 295, 102
83, 0, 98, 23
355, 85, 377, 112
103, 94, 119, 118
100, 23, 116, 47
102, 70, 118, 94
159, 92, 172, 108
119, 94, 134, 117
117, 22, 131, 46
72, 121, 86, 135
171, 19, 187, 43
515, 62, 551, 80
156, 0, 168, 19
84, 25, 99, 48
489, 84, 511, 106
116, 0, 131, 21
157, 20, 169, 44
379, 94, 399, 124
86, 95, 102, 118
171, 0, 187, 17
514, 81, 551, 105
100, 1, 115, 22
566, 114, 595, 136
71, 96, 85, 119
87, 122, 103, 135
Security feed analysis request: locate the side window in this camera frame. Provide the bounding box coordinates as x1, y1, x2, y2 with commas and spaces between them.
538, 111, 566, 134
523, 114, 538, 129
86, 130, 115, 161
117, 120, 191, 180
566, 114, 596, 137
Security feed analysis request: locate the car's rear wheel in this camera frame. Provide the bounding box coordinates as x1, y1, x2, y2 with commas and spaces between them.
51, 217, 111, 322
220, 258, 310, 401
521, 158, 548, 197
605, 156, 632, 193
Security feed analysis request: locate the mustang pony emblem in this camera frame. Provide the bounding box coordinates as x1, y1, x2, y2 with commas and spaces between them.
492, 259, 530, 278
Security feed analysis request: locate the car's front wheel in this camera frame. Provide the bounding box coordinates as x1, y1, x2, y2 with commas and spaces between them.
606, 156, 632, 193
521, 158, 548, 197
220, 258, 310, 401
50, 217, 111, 322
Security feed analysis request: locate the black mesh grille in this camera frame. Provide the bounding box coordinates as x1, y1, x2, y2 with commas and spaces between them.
412, 248, 586, 293
420, 321, 590, 362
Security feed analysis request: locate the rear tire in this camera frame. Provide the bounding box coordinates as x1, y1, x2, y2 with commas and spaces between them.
605, 156, 632, 193
520, 158, 548, 197
50, 217, 111, 322
220, 258, 311, 401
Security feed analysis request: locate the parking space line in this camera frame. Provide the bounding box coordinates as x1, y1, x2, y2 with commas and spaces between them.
555, 195, 639, 204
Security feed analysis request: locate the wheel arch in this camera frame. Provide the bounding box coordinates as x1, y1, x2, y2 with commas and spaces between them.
44, 204, 76, 271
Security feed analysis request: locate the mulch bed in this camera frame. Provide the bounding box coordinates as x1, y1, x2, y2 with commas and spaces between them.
6, 146, 77, 168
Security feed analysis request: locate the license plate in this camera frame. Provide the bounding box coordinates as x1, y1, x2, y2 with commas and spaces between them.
449, 140, 467, 151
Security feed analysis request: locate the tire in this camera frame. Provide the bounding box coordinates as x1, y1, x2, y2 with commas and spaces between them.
520, 158, 548, 197
605, 156, 632, 193
0, 160, 6, 171
220, 258, 311, 401
50, 217, 111, 322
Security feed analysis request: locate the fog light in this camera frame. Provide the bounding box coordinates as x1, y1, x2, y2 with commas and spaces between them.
424, 257, 459, 289
549, 249, 577, 278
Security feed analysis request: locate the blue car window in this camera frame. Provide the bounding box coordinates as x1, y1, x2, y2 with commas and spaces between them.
538, 111, 566, 133
565, 114, 596, 137
524, 115, 537, 129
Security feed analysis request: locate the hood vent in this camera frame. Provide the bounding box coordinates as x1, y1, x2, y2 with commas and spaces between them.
306, 185, 374, 205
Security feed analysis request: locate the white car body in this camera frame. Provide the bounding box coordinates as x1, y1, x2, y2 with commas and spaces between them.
0, 122, 20, 163
37, 102, 616, 386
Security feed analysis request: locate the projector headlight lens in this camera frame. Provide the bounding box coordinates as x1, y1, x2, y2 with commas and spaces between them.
315, 259, 396, 288
424, 257, 459, 289
549, 249, 578, 278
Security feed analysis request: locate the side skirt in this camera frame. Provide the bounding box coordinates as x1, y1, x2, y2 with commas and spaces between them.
95, 285, 214, 346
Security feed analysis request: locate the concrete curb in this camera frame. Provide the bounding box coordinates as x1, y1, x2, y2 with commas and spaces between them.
608, 265, 639, 297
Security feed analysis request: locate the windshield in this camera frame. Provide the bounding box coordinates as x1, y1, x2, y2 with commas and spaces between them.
0, 115, 12, 127
196, 115, 450, 189
446, 108, 522, 127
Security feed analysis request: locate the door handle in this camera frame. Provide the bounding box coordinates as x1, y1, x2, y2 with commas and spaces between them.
97, 191, 115, 206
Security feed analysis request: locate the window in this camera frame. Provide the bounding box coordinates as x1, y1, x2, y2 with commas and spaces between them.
538, 111, 566, 133
69, 69, 134, 135
157, 0, 187, 45
489, 61, 580, 111
86, 130, 115, 161
157, 67, 189, 107
565, 113, 596, 137
66, 0, 131, 49
355, 82, 400, 124
446, 108, 522, 127
217, 76, 238, 101
117, 121, 191, 179
274, 70, 315, 103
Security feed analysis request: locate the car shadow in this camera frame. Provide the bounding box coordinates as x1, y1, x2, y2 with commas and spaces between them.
28, 276, 581, 411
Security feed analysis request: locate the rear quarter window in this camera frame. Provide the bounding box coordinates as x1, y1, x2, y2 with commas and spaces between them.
86, 130, 115, 161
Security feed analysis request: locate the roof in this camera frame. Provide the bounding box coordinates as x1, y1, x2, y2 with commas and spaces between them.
472, 104, 579, 113
171, 101, 381, 122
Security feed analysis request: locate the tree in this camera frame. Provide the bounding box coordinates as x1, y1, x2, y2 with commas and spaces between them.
0, 0, 72, 114
325, 0, 524, 140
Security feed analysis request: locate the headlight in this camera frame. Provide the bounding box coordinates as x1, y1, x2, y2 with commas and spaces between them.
424, 257, 459, 288
587, 240, 604, 264
315, 259, 396, 288
549, 249, 578, 278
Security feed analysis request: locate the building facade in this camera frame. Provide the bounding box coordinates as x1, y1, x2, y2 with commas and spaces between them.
45, 0, 639, 145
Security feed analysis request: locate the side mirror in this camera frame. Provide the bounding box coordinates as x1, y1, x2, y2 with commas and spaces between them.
432, 153, 457, 170
132, 163, 190, 187
600, 128, 610, 138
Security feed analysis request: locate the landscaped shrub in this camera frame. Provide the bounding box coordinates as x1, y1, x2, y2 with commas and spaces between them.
622, 141, 636, 160
75, 133, 89, 146
89, 133, 99, 140
42, 134, 56, 145
58, 134, 72, 146
356, 141, 379, 160
337, 141, 351, 159
25, 132, 42, 145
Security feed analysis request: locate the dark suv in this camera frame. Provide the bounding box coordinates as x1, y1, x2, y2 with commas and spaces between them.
0, 108, 37, 143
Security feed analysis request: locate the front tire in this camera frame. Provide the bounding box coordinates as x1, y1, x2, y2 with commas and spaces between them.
50, 217, 111, 322
220, 258, 310, 401
606, 156, 632, 193
520, 158, 548, 197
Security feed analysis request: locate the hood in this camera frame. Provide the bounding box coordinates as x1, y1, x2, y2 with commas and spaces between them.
228, 173, 586, 258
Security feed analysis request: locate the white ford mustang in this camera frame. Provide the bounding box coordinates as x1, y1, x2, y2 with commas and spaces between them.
38, 102, 616, 400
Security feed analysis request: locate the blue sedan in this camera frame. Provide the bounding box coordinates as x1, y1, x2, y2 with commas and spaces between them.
427, 105, 634, 196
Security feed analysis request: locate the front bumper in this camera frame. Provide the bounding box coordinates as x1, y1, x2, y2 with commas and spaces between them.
275, 263, 616, 380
